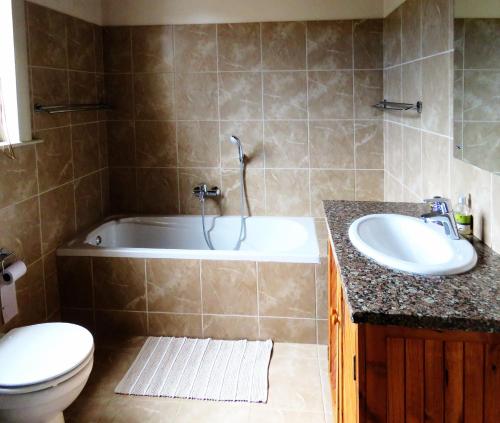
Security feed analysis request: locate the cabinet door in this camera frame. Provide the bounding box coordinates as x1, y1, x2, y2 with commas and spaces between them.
342, 294, 359, 423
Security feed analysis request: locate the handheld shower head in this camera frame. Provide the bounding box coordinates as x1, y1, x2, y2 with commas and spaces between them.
229, 135, 244, 163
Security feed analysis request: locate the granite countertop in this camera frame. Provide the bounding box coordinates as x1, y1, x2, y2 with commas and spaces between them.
323, 200, 500, 333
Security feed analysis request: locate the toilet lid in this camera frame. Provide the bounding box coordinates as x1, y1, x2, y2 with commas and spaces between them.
0, 322, 94, 388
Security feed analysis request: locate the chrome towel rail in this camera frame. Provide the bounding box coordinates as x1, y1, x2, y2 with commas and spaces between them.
34, 103, 112, 114
373, 99, 423, 113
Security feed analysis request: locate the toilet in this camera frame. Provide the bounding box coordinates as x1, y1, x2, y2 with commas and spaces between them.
0, 322, 94, 423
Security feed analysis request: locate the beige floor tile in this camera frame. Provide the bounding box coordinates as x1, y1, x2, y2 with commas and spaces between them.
174, 401, 250, 423
272, 342, 319, 360
248, 407, 325, 423
267, 357, 323, 412
317, 345, 328, 361
99, 396, 180, 422
319, 359, 333, 415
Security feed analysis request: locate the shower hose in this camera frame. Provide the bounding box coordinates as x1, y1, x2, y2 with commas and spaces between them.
201, 159, 246, 250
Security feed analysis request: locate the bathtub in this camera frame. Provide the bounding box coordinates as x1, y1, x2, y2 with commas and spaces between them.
57, 215, 320, 264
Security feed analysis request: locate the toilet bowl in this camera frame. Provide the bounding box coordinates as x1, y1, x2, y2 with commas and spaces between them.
0, 322, 94, 423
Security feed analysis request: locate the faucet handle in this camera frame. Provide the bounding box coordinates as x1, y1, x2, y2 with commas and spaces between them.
423, 196, 452, 214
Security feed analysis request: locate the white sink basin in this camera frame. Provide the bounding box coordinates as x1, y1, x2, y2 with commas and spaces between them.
348, 214, 477, 276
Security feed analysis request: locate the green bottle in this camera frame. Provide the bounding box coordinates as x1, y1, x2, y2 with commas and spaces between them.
454, 195, 473, 237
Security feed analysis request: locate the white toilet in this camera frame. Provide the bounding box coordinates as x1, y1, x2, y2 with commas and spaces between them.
0, 322, 94, 423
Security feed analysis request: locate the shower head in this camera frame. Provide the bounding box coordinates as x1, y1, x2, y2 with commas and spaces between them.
229, 135, 244, 164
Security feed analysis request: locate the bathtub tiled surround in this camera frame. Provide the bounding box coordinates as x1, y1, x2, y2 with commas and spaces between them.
58, 257, 328, 344
103, 20, 385, 218
0, 2, 108, 331
383, 0, 500, 253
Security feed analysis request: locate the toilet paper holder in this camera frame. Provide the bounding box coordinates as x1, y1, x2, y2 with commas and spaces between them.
0, 248, 16, 275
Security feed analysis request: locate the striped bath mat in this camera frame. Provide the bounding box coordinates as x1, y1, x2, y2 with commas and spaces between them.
115, 337, 273, 403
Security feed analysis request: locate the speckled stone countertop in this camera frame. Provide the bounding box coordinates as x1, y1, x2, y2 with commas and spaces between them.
323, 200, 500, 333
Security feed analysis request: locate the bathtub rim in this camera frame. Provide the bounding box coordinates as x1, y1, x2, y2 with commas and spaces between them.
56, 214, 321, 264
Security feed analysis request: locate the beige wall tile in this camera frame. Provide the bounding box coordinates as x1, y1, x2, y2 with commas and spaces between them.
354, 70, 383, 119
177, 121, 220, 167
71, 123, 100, 178
262, 22, 306, 70
355, 120, 383, 169
67, 17, 96, 72
40, 183, 75, 253
263, 72, 307, 119
353, 19, 383, 70
35, 127, 73, 192
310, 120, 354, 169
68, 71, 98, 124
202, 315, 259, 340
385, 121, 403, 180
317, 320, 328, 345
401, 0, 422, 63
421, 132, 450, 199
94, 257, 146, 311
402, 61, 422, 128
107, 121, 135, 167
104, 74, 134, 120
402, 126, 422, 197
422, 53, 451, 137
463, 70, 500, 122
383, 66, 402, 122
356, 170, 384, 201
61, 308, 95, 332
384, 172, 404, 202
174, 24, 217, 72
137, 168, 179, 214
221, 168, 265, 216
265, 169, 310, 216
26, 2, 67, 69
315, 258, 327, 319
220, 121, 264, 169
219, 72, 262, 120
307, 21, 353, 70
96, 310, 147, 337
134, 73, 175, 120
135, 121, 176, 167
422, 0, 451, 56
57, 256, 93, 308
103, 27, 132, 73
308, 71, 353, 119
259, 262, 315, 318
259, 317, 316, 343
175, 72, 218, 120
0, 147, 37, 209
464, 19, 500, 69
492, 174, 500, 252
0, 198, 41, 266
148, 313, 202, 337
264, 120, 308, 168
75, 173, 102, 231
310, 170, 355, 216
202, 260, 258, 315
147, 259, 201, 313
109, 167, 137, 213
132, 26, 174, 73
383, 6, 402, 68
217, 23, 261, 71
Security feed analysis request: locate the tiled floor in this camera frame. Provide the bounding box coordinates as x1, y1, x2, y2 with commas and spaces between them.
66, 337, 333, 422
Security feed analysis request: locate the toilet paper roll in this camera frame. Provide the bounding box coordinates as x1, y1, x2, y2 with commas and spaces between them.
2, 260, 27, 285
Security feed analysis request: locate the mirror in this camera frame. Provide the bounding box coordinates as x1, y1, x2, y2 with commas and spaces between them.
454, 0, 500, 174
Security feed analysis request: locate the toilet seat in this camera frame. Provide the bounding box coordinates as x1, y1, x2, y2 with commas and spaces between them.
0, 323, 94, 394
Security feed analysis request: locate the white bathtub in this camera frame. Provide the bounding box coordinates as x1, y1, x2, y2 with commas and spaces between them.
57, 216, 320, 263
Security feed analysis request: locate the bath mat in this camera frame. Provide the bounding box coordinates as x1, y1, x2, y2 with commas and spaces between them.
115, 337, 273, 403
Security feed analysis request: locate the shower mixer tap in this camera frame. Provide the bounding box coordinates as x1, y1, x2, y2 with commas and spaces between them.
193, 184, 220, 201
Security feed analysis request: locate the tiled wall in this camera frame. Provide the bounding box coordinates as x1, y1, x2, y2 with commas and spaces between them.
58, 257, 328, 344
0, 2, 109, 331
382, 0, 500, 253
103, 20, 385, 221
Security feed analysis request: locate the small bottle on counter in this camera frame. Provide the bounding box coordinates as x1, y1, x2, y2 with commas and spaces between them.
454, 195, 473, 238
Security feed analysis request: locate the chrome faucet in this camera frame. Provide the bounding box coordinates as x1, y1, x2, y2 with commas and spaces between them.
193, 184, 220, 201
421, 197, 460, 240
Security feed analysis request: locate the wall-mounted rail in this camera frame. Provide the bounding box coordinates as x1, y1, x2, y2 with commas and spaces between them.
373, 99, 422, 113
34, 103, 111, 114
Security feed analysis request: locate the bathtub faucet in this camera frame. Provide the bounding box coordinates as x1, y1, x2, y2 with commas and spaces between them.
193, 184, 220, 202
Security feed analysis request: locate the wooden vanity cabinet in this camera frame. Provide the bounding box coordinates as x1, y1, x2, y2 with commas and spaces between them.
328, 242, 500, 423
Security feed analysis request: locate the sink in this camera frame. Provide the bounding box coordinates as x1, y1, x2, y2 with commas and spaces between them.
348, 214, 477, 276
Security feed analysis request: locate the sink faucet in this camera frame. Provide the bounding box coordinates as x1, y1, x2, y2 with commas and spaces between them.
421, 197, 460, 240
193, 183, 220, 201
